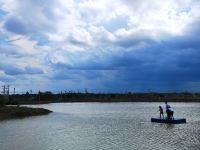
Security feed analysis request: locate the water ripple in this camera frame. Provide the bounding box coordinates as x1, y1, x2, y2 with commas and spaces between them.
0, 103, 200, 150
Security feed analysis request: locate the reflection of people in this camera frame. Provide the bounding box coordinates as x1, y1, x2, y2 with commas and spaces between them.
165, 101, 174, 120
158, 106, 164, 119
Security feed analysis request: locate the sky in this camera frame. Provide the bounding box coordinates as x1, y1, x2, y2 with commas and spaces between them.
0, 0, 200, 93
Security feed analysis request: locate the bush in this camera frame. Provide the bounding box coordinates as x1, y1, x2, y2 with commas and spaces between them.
0, 96, 5, 106
40, 91, 54, 101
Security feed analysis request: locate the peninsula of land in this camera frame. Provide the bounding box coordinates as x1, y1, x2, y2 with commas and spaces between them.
0, 106, 52, 120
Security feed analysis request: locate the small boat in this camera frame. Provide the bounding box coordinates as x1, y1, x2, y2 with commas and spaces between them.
151, 118, 186, 124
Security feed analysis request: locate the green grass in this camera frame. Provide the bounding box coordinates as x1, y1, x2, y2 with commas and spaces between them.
0, 106, 52, 120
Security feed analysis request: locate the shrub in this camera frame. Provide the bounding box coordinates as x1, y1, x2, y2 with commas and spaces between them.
0, 96, 5, 106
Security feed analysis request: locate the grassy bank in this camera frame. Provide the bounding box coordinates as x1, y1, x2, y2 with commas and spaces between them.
0, 106, 52, 120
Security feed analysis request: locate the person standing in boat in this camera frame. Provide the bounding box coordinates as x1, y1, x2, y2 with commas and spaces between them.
165, 101, 174, 120
158, 106, 164, 119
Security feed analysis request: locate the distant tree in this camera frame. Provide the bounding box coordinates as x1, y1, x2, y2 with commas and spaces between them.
0, 95, 9, 106
40, 91, 54, 101
0, 96, 5, 106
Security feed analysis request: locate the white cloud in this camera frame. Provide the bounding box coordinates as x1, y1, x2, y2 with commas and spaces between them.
12, 36, 38, 54
0, 0, 200, 91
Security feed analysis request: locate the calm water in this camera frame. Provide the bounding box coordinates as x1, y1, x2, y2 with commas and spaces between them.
0, 103, 200, 150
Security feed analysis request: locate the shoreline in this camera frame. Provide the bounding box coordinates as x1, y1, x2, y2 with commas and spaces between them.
14, 100, 200, 105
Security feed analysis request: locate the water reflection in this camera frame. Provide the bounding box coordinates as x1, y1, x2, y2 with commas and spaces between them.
166, 124, 175, 129
157, 123, 175, 129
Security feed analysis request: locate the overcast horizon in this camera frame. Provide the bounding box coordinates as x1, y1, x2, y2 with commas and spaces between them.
1, 0, 200, 93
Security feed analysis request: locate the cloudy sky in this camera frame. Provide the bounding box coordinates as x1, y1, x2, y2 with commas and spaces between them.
0, 0, 200, 93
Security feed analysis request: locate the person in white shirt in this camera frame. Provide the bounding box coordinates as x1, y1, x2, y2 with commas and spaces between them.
165, 101, 174, 119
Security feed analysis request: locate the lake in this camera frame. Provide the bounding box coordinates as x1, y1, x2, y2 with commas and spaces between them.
0, 102, 200, 150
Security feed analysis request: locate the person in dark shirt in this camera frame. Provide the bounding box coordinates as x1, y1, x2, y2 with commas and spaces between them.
158, 106, 164, 119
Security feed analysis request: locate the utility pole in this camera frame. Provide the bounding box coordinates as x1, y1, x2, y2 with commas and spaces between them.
2, 85, 5, 95
85, 88, 88, 94
38, 90, 41, 102
2, 85, 10, 103
2, 85, 10, 96
7, 85, 9, 95
60, 91, 63, 101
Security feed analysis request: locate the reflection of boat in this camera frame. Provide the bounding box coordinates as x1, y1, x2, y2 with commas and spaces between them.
151, 118, 186, 124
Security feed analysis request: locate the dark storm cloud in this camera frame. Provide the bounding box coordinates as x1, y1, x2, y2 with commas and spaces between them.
0, 63, 44, 76
1, 64, 25, 75
0, 76, 15, 82
107, 25, 200, 91
4, 17, 28, 35
50, 19, 200, 92
25, 66, 44, 74
51, 63, 104, 81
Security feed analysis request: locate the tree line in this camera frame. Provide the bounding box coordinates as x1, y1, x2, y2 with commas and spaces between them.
1, 91, 200, 105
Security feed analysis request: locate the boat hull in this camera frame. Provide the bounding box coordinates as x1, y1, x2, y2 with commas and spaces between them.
151, 118, 186, 124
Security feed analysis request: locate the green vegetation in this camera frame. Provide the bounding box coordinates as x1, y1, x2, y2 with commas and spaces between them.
0, 96, 5, 106
5, 91, 200, 104
0, 106, 52, 120
0, 96, 9, 106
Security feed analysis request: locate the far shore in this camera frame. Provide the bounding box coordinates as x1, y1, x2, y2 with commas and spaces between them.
5, 92, 200, 105
12, 98, 200, 105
